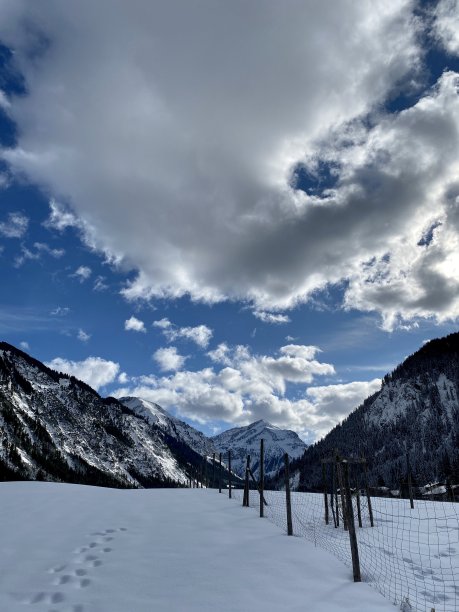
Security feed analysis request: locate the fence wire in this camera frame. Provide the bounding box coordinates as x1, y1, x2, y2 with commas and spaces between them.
228, 456, 459, 612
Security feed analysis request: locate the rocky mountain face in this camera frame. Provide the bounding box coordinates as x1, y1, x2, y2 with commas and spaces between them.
120, 397, 215, 457
212, 419, 307, 478
0, 342, 307, 488
0, 342, 204, 487
282, 333, 459, 491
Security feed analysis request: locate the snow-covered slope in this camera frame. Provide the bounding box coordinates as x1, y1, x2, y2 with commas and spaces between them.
0, 482, 395, 612
212, 419, 306, 477
120, 396, 215, 457
0, 342, 202, 487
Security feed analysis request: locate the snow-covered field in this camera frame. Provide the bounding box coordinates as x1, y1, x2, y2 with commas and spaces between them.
232, 488, 459, 612
0, 482, 395, 612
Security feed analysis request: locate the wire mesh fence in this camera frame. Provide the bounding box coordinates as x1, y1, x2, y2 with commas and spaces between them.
224, 450, 459, 612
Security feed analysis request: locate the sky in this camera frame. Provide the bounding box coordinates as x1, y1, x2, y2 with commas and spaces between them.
0, 0, 459, 442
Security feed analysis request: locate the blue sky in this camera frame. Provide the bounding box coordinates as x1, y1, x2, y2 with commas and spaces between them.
1, 0, 459, 441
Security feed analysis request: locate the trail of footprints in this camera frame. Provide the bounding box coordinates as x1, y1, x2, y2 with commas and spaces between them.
22, 526, 127, 612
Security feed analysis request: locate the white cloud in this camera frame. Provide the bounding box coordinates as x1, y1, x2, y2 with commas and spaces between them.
77, 329, 91, 342
253, 311, 291, 324
153, 317, 213, 348
93, 276, 108, 291
14, 241, 65, 267
45, 199, 81, 232
0, 0, 429, 325
153, 346, 187, 372
124, 316, 146, 333
0, 212, 28, 238
50, 306, 70, 316
19, 341, 30, 351
116, 342, 340, 435
14, 245, 40, 267
305, 379, 382, 437
45, 356, 120, 391
152, 318, 172, 330
33, 242, 65, 258
72, 265, 92, 282
433, 0, 459, 55
118, 371, 129, 384
0, 89, 10, 110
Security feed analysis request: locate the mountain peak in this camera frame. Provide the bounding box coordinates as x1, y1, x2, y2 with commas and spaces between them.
212, 419, 307, 478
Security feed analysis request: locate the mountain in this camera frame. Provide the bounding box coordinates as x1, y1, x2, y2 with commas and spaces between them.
280, 332, 459, 491
120, 397, 215, 457
212, 419, 307, 478
0, 342, 206, 488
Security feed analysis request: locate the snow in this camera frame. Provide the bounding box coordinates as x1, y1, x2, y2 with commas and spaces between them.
212, 419, 306, 477
0, 482, 394, 612
233, 488, 459, 612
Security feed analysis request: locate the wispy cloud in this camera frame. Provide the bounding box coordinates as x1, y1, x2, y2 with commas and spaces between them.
77, 329, 91, 342
50, 306, 70, 316
0, 212, 28, 239
253, 311, 291, 324
93, 276, 108, 291
152, 317, 212, 348
14, 241, 65, 267
72, 265, 92, 282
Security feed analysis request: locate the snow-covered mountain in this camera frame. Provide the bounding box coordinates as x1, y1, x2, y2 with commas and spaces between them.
212, 419, 307, 477
0, 341, 305, 488
120, 397, 215, 457
283, 332, 459, 491
0, 342, 204, 487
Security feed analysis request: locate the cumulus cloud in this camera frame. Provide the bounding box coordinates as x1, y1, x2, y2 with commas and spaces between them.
0, 212, 28, 238
253, 311, 291, 324
116, 343, 342, 436
0, 0, 435, 327
118, 372, 129, 384
124, 316, 146, 333
306, 379, 382, 432
45, 356, 120, 391
153, 346, 187, 372
153, 317, 213, 348
152, 318, 172, 330
433, 0, 459, 55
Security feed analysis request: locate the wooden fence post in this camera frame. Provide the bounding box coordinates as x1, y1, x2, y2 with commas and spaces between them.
219, 452, 222, 493
212, 453, 216, 488
406, 452, 414, 509
363, 460, 374, 527
322, 461, 329, 525
260, 438, 265, 518
284, 453, 293, 536
243, 455, 251, 507
228, 450, 232, 499
342, 461, 361, 582
356, 483, 362, 528
332, 463, 339, 528
336, 461, 348, 531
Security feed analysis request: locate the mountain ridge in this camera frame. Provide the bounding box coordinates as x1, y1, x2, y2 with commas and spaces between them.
275, 332, 459, 491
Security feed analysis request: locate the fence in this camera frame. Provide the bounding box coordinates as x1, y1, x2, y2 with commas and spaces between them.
204, 444, 459, 612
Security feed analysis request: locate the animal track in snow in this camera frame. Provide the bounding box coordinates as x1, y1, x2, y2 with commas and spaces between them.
21, 526, 127, 611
